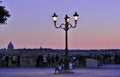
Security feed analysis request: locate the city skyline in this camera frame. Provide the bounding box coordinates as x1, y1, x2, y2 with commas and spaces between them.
0, 0, 120, 49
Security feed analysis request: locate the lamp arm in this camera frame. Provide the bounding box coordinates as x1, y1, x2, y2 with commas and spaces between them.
60, 23, 66, 30
55, 23, 66, 30
54, 22, 61, 29
69, 23, 77, 29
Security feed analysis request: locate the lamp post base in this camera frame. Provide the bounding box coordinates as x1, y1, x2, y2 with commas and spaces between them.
54, 60, 75, 74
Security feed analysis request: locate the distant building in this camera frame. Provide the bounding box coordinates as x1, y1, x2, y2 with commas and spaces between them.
7, 42, 14, 51
0, 42, 120, 67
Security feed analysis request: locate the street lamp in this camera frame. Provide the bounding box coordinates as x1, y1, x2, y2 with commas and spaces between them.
52, 12, 79, 70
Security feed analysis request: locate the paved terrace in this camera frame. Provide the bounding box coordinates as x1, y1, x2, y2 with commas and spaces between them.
0, 64, 120, 77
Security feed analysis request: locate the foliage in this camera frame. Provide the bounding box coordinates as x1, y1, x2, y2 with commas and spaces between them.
0, 6, 10, 24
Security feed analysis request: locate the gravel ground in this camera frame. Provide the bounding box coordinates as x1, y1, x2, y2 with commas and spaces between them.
0, 67, 120, 77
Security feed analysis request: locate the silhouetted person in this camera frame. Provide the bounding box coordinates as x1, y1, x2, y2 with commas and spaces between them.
36, 55, 43, 67
5, 55, 9, 67
43, 55, 47, 67
36, 56, 39, 67
46, 54, 51, 67
1, 55, 6, 67
51, 55, 55, 67
119, 53, 120, 64
79, 55, 82, 67
55, 54, 59, 63
11, 55, 17, 66
17, 56, 20, 67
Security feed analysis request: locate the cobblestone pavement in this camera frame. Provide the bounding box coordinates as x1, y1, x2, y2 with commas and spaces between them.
0, 67, 120, 77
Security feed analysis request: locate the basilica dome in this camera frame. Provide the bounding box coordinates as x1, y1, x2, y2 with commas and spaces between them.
7, 42, 14, 50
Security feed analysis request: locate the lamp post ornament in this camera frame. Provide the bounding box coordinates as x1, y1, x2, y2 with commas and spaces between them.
52, 12, 79, 70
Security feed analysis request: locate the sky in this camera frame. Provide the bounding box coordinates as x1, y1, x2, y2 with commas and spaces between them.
0, 0, 120, 49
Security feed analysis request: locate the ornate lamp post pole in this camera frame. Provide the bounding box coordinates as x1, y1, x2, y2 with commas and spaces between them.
52, 12, 79, 70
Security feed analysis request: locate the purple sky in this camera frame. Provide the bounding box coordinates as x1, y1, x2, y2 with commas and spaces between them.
0, 0, 120, 49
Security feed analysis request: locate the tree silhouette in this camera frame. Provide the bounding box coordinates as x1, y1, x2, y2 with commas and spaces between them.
0, 5, 10, 24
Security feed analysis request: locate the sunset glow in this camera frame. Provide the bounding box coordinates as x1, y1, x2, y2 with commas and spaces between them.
0, 0, 120, 49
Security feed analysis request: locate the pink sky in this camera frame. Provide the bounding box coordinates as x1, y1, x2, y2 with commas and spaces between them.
0, 0, 120, 49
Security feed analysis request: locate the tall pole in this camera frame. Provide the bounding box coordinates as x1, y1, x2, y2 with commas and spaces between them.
52, 12, 79, 71
64, 21, 69, 70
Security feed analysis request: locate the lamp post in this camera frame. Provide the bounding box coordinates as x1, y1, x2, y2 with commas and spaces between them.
52, 12, 79, 70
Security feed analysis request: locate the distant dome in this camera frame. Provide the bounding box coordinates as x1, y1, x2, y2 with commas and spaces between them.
7, 42, 14, 50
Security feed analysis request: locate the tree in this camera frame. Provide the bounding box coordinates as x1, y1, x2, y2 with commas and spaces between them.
0, 5, 10, 24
